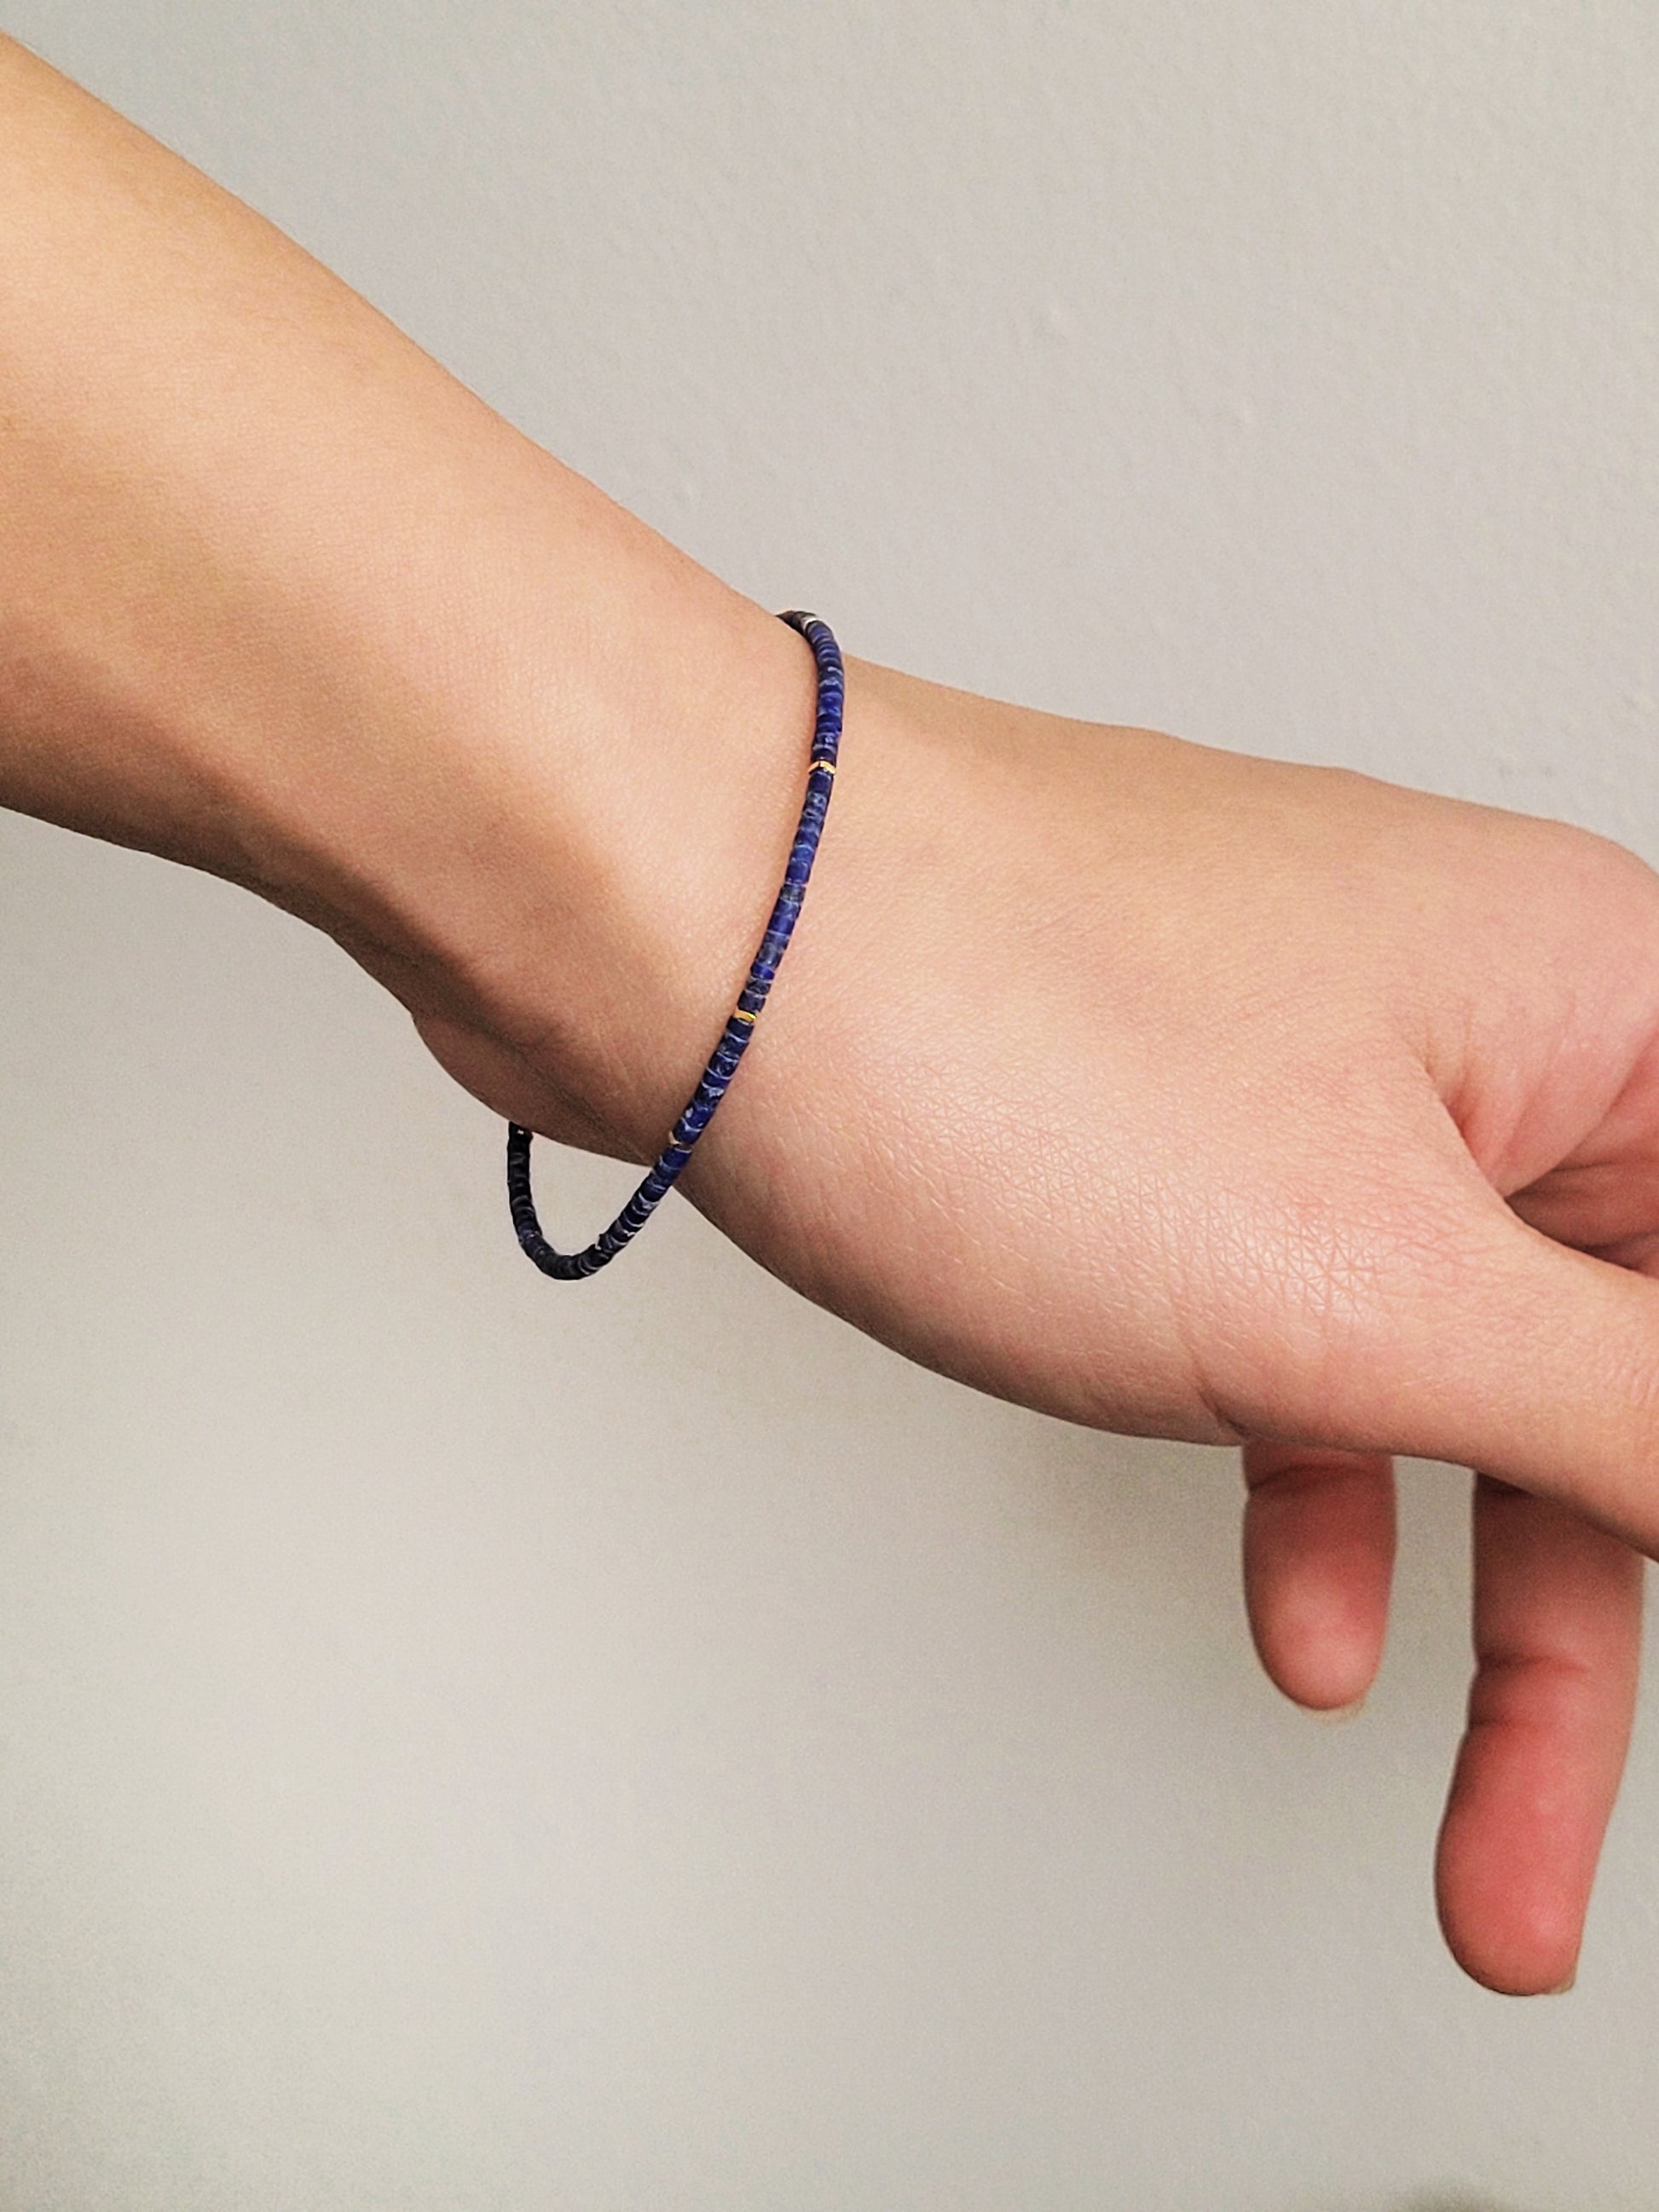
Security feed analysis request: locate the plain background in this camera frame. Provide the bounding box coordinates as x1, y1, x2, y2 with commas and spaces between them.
1, 3, 1657, 2206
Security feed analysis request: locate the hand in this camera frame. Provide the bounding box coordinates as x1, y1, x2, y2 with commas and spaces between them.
417, 650, 1659, 1995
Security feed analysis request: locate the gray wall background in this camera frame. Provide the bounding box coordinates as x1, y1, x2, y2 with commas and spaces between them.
1, 3, 1656, 2206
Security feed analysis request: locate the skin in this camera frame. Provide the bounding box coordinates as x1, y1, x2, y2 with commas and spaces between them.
3, 34, 1657, 1998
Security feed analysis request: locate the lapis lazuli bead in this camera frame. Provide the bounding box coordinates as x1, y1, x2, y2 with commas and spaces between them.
506, 609, 843, 1280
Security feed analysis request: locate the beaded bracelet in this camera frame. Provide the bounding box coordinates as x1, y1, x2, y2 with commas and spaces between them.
506, 609, 843, 1279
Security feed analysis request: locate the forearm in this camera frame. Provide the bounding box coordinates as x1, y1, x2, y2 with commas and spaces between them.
0, 32, 813, 1151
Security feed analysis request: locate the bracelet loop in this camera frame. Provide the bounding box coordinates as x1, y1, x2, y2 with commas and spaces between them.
506, 609, 843, 1279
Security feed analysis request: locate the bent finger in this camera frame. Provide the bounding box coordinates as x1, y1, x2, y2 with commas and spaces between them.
1241, 1443, 1396, 1712
1435, 1474, 1643, 1995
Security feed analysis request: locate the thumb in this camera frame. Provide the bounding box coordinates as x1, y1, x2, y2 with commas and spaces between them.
1344, 1198, 1659, 1554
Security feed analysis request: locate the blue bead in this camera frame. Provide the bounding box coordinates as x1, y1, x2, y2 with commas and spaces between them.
507, 610, 844, 1280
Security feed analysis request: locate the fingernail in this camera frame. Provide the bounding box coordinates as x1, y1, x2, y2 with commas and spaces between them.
1309, 1695, 1366, 1724
1544, 1973, 1576, 1995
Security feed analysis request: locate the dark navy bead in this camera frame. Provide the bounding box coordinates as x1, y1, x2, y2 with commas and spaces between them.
507, 609, 843, 1281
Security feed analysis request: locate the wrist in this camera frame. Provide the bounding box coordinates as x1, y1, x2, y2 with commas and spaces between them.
365, 534, 831, 1168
